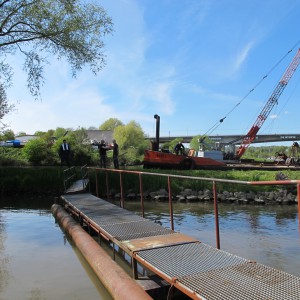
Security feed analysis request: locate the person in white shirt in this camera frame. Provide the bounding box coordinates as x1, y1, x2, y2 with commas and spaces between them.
59, 139, 71, 167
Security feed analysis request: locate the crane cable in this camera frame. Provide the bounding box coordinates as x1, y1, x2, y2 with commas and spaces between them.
203, 40, 300, 137
260, 74, 300, 134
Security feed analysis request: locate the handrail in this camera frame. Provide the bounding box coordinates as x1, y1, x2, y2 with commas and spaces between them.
63, 166, 76, 192
88, 167, 300, 249
81, 164, 89, 189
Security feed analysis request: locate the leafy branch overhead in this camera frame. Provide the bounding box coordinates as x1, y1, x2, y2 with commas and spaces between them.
0, 0, 113, 101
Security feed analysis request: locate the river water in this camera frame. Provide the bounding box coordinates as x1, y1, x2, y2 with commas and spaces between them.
0, 196, 299, 300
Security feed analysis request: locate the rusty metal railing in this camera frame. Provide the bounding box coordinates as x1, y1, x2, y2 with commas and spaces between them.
63, 166, 76, 193
88, 167, 300, 249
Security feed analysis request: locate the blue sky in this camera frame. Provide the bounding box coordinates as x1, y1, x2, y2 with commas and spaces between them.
3, 0, 300, 139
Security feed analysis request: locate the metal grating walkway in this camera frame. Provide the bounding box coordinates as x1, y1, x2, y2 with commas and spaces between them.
61, 193, 300, 300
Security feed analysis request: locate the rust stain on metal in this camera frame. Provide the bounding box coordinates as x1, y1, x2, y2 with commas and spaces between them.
123, 232, 198, 252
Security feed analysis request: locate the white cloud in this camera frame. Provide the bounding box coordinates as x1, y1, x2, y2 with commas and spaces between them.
232, 41, 255, 74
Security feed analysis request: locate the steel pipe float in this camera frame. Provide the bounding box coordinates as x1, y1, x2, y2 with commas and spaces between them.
51, 204, 152, 300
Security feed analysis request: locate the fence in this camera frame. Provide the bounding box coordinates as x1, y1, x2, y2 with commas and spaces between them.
87, 167, 300, 249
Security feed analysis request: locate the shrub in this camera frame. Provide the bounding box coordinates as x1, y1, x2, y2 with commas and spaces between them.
22, 138, 52, 165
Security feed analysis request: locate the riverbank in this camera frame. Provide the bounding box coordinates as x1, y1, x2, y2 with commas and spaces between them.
0, 166, 65, 196
1, 166, 299, 203
110, 187, 298, 205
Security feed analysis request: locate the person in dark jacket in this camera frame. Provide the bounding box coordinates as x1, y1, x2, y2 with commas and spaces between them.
111, 139, 119, 169
59, 139, 71, 167
98, 140, 110, 168
174, 141, 185, 155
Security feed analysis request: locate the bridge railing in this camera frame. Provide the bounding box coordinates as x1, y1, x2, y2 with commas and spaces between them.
87, 167, 300, 249
63, 166, 76, 192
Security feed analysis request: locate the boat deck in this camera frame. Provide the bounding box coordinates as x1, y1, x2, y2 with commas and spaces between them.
61, 193, 300, 299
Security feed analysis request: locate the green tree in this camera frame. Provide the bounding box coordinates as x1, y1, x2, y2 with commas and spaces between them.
0, 0, 113, 121
114, 121, 149, 164
99, 118, 124, 131
52, 128, 95, 166
0, 129, 15, 141
34, 131, 46, 137
0, 83, 14, 129
54, 127, 68, 139
17, 131, 27, 136
162, 138, 183, 154
190, 135, 215, 151
22, 138, 51, 165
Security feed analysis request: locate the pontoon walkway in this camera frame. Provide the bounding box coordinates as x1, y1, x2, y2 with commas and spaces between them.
61, 193, 300, 300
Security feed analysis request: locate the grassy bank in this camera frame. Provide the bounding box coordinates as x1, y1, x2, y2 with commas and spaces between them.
1, 166, 299, 197
0, 167, 65, 196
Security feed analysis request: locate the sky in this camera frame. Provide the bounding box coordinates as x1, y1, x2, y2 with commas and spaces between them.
3, 0, 300, 140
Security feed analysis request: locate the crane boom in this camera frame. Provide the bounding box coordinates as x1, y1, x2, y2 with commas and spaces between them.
236, 48, 300, 158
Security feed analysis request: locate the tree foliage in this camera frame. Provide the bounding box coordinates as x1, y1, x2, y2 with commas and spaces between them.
0, 128, 15, 141
99, 118, 124, 131
0, 0, 113, 123
190, 135, 215, 151
22, 137, 50, 165
0, 83, 14, 128
161, 138, 182, 154
114, 121, 150, 163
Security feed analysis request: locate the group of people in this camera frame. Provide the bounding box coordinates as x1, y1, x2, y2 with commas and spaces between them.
98, 139, 119, 169
59, 138, 184, 168
59, 138, 119, 169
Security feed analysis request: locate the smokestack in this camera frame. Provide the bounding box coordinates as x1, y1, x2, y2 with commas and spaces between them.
154, 114, 160, 151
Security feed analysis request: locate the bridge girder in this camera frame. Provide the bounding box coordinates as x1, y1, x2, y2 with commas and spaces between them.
147, 134, 300, 145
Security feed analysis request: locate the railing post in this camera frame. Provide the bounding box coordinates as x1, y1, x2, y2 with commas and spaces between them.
168, 176, 174, 231
88, 169, 91, 193
139, 173, 145, 218
213, 181, 220, 249
106, 171, 109, 199
120, 172, 124, 208
95, 169, 99, 198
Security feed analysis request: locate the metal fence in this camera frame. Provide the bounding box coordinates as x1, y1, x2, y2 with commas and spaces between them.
87, 167, 300, 249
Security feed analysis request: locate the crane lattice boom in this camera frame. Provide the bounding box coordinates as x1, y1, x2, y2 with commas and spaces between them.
236, 48, 300, 158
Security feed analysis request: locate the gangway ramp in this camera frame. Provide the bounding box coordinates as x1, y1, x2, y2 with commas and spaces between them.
61, 193, 300, 299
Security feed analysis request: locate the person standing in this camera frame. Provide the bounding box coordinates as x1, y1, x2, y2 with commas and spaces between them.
59, 139, 71, 167
98, 140, 110, 168
174, 141, 185, 155
111, 139, 119, 169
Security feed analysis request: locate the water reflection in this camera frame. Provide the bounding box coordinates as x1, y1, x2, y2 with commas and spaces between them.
0, 196, 112, 300
1, 196, 300, 300
122, 200, 300, 277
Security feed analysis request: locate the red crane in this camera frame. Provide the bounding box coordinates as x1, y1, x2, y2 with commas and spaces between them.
236, 48, 300, 158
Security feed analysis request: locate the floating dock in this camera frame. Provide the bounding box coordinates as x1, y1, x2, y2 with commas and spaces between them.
59, 192, 300, 299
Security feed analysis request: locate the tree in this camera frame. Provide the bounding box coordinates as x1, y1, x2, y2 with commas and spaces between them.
99, 118, 124, 131
16, 131, 27, 136
0, 128, 15, 141
162, 138, 183, 154
22, 137, 50, 165
0, 83, 14, 128
51, 128, 95, 166
114, 121, 150, 164
190, 135, 215, 151
53, 127, 68, 139
0, 0, 113, 121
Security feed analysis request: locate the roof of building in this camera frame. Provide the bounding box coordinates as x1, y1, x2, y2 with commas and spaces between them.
85, 130, 113, 144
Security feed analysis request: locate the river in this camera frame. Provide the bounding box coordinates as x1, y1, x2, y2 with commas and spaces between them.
0, 196, 299, 299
